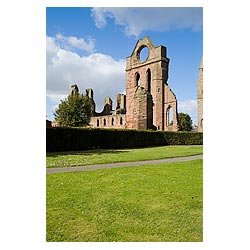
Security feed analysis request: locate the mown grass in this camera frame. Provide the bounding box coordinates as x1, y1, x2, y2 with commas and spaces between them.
46, 159, 203, 242
46, 145, 203, 168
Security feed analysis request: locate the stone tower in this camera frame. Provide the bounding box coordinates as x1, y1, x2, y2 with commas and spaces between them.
86, 88, 96, 115
103, 96, 113, 115
125, 36, 178, 131
70, 84, 79, 95
116, 94, 126, 114
197, 57, 203, 132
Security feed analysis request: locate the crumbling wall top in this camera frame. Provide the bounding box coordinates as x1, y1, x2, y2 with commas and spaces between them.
126, 36, 169, 70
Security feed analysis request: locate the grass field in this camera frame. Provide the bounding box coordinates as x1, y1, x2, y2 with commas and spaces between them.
46, 159, 203, 242
46, 145, 203, 168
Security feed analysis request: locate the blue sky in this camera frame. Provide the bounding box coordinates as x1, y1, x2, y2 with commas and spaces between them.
46, 7, 203, 124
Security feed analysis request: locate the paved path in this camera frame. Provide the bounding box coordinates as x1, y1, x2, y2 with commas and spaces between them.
46, 154, 203, 174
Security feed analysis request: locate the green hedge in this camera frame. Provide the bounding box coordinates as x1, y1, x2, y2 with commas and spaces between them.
46, 127, 203, 152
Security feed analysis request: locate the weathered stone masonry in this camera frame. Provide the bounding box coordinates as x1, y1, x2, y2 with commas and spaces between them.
126, 36, 178, 131
50, 37, 203, 131
197, 57, 203, 132
88, 91, 127, 129
88, 36, 179, 131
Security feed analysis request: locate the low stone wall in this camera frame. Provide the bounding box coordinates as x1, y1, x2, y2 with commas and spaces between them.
90, 114, 126, 129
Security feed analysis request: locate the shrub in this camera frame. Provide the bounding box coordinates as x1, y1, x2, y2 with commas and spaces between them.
46, 127, 203, 152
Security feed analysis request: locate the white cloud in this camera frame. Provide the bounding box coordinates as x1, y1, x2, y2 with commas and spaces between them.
54, 33, 95, 53
91, 7, 202, 37
178, 99, 197, 112
91, 7, 109, 29
46, 35, 126, 114
178, 99, 198, 124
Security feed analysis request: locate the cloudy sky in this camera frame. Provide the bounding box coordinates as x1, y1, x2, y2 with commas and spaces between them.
46, 7, 203, 124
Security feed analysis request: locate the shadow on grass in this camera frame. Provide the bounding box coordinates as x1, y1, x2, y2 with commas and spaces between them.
46, 149, 130, 158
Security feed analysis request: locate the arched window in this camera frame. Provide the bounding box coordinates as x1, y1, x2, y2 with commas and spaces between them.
167, 106, 173, 126
103, 119, 106, 126
137, 45, 149, 62
147, 68, 151, 93
97, 119, 99, 127
135, 72, 140, 86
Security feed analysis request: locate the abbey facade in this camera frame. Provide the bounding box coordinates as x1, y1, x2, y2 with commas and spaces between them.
88, 36, 178, 131
50, 37, 203, 131
197, 57, 203, 132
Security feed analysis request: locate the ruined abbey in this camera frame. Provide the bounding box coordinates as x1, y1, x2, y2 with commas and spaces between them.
87, 36, 179, 131
50, 36, 203, 132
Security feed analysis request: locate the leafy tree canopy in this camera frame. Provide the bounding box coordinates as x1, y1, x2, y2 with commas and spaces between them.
54, 92, 91, 127
178, 112, 193, 131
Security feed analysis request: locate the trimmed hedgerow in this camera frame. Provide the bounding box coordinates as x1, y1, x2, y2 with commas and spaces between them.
46, 127, 203, 152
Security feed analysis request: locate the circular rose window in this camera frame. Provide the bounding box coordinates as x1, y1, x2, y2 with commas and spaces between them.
138, 46, 149, 62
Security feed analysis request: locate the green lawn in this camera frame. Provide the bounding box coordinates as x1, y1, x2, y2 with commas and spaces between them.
46, 145, 203, 168
47, 159, 203, 242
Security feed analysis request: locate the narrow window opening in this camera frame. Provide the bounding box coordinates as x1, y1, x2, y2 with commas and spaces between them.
147, 69, 151, 93
167, 106, 173, 126
135, 72, 140, 86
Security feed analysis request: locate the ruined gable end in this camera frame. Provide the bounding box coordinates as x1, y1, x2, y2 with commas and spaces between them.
126, 36, 178, 131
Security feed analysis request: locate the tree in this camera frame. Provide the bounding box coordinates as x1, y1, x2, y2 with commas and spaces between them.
54, 91, 92, 127
178, 112, 193, 131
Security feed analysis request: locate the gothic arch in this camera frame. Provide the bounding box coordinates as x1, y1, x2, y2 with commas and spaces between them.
166, 106, 174, 126
135, 72, 140, 86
